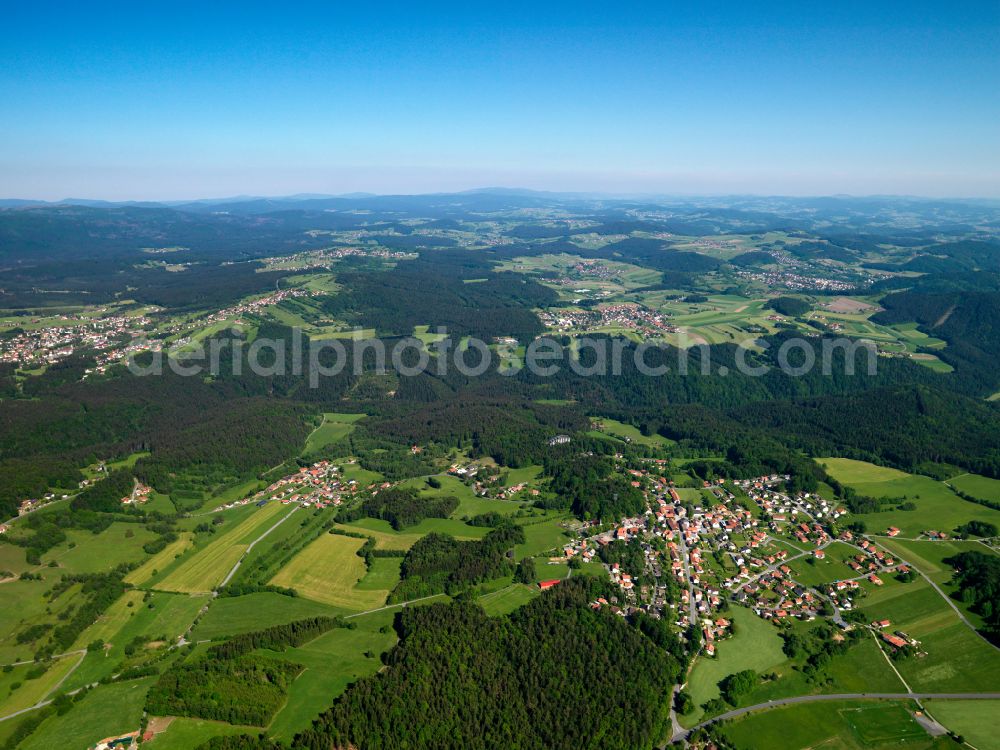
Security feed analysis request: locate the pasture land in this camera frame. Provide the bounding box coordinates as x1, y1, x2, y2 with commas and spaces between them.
587, 418, 674, 448
356, 557, 402, 591
338, 517, 489, 547
145, 718, 261, 750
858, 576, 1000, 692
925, 699, 1000, 750
788, 541, 859, 586
266, 610, 398, 741
64, 591, 206, 690
0, 579, 79, 664
478, 584, 539, 616
949, 472, 1000, 503
0, 652, 83, 717
720, 699, 941, 750
43, 522, 157, 574
269, 533, 388, 610
818, 459, 1000, 537
303, 412, 365, 455
396, 473, 528, 518
190, 592, 346, 641
877, 536, 998, 629
819, 457, 911, 484
514, 516, 573, 559
20, 677, 154, 750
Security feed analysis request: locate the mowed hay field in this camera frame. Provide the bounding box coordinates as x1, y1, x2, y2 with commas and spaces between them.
124, 533, 194, 586
925, 700, 1000, 750
818, 457, 910, 484
269, 533, 389, 610
158, 502, 289, 593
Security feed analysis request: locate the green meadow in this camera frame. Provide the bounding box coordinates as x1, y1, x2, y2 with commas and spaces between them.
19, 677, 154, 750
302, 412, 365, 455
42, 522, 158, 574
788, 541, 861, 586
145, 718, 261, 750
720, 699, 950, 750
266, 609, 399, 741
949, 472, 1000, 503
587, 417, 675, 448
478, 583, 539, 616
877, 536, 998, 629
680, 606, 786, 727
818, 458, 1000, 537
858, 576, 1000, 692
513, 515, 573, 559
925, 699, 1000, 750
190, 592, 346, 641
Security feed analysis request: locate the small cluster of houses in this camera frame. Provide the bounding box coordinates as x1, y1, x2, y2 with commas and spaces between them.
120, 483, 153, 505
738, 478, 846, 528
871, 619, 921, 653
204, 287, 317, 327
702, 616, 732, 656
446, 462, 542, 500
736, 269, 863, 292
216, 461, 360, 512
738, 565, 822, 622
16, 492, 68, 516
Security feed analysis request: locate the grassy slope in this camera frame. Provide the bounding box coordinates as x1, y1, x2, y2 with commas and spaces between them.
819, 459, 1000, 537
720, 699, 955, 750
268, 533, 389, 610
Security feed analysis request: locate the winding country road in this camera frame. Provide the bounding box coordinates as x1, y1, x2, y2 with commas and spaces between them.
670, 692, 1000, 743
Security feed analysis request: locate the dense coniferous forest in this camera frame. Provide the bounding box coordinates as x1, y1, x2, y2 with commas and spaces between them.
293, 579, 678, 750
146, 655, 304, 726
321, 267, 557, 339
390, 524, 525, 601
339, 487, 459, 530
543, 452, 646, 520
944, 552, 1000, 638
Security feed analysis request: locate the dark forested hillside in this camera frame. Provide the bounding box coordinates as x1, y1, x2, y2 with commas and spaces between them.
321, 267, 556, 338
293, 579, 678, 750
874, 289, 1000, 393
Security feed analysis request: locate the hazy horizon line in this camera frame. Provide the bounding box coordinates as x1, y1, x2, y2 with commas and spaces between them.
3, 187, 1000, 206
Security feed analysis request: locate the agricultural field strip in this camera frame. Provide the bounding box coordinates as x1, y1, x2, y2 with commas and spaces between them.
156, 502, 291, 593
218, 505, 300, 589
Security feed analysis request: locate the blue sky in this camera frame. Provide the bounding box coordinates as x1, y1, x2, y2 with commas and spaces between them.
1, 1, 998, 199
